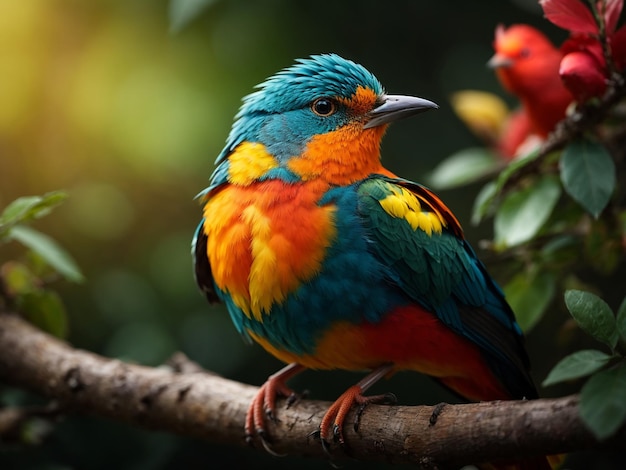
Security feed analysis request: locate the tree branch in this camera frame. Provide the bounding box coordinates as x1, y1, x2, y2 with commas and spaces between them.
0, 312, 623, 468
503, 71, 626, 192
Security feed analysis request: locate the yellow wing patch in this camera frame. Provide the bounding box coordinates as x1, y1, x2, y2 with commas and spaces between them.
227, 142, 279, 185
379, 186, 445, 235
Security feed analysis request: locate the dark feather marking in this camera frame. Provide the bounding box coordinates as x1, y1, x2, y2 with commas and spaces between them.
458, 303, 537, 399
192, 222, 220, 304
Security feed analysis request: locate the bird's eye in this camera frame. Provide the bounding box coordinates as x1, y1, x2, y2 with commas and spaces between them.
311, 98, 336, 117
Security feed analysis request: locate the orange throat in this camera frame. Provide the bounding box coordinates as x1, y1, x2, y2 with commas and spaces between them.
288, 119, 394, 185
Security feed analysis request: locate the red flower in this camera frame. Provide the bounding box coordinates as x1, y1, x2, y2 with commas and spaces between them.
540, 0, 626, 102
611, 25, 626, 69
559, 51, 608, 100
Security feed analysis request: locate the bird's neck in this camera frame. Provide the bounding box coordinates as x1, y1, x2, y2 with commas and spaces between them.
222, 123, 396, 192
287, 123, 395, 185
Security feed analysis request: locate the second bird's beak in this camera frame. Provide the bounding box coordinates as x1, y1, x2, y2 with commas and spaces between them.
364, 94, 439, 129
487, 53, 513, 69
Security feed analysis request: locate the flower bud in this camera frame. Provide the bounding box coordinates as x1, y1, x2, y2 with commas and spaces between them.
559, 51, 607, 102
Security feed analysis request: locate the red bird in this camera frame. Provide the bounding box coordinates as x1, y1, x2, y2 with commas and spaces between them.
489, 24, 573, 153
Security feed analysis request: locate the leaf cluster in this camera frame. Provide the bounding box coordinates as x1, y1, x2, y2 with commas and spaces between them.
0, 192, 83, 338
429, 0, 626, 442
544, 290, 626, 440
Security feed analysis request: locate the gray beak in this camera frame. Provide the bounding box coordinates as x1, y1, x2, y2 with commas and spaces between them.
487, 53, 513, 69
364, 94, 438, 129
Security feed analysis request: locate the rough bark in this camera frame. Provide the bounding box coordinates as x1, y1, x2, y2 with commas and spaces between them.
0, 312, 624, 468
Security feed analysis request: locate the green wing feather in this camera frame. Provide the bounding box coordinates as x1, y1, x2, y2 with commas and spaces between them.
356, 175, 536, 398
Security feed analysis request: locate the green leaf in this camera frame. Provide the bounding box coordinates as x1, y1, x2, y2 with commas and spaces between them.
617, 296, 626, 346
493, 150, 540, 190
469, 150, 557, 227
565, 290, 618, 349
580, 365, 626, 440
560, 139, 615, 218
0, 192, 67, 229
169, 0, 217, 33
504, 268, 556, 332
17, 290, 68, 338
494, 176, 561, 249
471, 181, 497, 226
472, 151, 539, 218
8, 226, 84, 283
427, 147, 500, 190
542, 349, 613, 387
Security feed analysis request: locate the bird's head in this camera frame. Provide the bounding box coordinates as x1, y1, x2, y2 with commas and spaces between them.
488, 24, 562, 95
208, 54, 437, 190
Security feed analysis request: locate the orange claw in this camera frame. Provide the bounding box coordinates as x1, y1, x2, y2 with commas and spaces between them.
319, 364, 395, 446
245, 363, 305, 452
246, 363, 396, 454
319, 384, 364, 444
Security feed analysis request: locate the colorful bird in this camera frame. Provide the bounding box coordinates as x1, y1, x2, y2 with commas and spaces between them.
193, 54, 551, 468
488, 24, 573, 153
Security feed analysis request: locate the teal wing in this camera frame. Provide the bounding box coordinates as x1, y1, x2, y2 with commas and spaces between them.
356, 175, 536, 399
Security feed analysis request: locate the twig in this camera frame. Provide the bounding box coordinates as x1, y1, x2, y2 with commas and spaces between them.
502, 71, 626, 192
591, 0, 618, 78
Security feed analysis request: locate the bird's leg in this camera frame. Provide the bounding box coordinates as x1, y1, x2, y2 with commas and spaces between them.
319, 363, 395, 447
245, 362, 306, 453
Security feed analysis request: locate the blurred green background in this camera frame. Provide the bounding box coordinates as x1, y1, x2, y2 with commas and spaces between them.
0, 0, 622, 469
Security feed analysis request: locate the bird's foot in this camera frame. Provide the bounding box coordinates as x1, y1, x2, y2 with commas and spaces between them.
244, 363, 305, 455
318, 386, 396, 448
316, 364, 396, 450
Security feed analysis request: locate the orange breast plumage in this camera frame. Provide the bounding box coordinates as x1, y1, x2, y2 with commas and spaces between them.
202, 179, 336, 321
